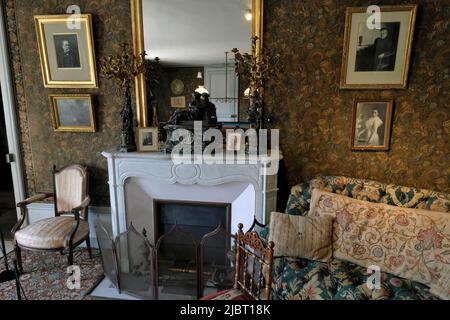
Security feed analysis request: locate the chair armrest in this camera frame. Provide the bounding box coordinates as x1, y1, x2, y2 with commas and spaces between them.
17, 193, 53, 208
66, 196, 90, 247
71, 196, 90, 214
12, 193, 54, 235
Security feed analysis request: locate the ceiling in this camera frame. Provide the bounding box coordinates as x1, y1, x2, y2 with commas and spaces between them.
142, 0, 252, 67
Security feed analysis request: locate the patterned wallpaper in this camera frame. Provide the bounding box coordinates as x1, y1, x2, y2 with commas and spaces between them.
4, 0, 132, 205
264, 0, 450, 193
3, 0, 449, 208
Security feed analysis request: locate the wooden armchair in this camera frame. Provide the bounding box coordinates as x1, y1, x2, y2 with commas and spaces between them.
11, 165, 92, 273
201, 223, 274, 300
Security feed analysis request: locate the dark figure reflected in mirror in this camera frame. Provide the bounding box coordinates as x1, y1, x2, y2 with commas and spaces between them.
355, 23, 400, 71
54, 34, 81, 68
167, 92, 218, 125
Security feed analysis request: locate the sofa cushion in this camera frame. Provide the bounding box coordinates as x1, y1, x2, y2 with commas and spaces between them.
309, 189, 450, 299
272, 257, 334, 300
381, 185, 431, 208
269, 212, 333, 262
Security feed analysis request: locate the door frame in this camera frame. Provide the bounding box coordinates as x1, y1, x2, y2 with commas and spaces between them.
0, 3, 26, 217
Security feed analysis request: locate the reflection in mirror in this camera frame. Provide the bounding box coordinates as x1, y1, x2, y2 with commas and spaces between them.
142, 0, 252, 125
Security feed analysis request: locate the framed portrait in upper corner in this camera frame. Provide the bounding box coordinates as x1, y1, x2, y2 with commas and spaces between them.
340, 5, 417, 89
35, 14, 97, 88
351, 100, 394, 151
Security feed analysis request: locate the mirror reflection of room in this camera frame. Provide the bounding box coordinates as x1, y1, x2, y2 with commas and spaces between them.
142, 0, 252, 125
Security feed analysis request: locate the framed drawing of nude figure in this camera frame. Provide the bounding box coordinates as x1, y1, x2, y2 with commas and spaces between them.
351, 100, 393, 151
340, 5, 417, 89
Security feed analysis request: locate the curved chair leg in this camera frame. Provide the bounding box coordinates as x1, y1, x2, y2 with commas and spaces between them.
86, 238, 93, 259
68, 247, 74, 266
14, 244, 23, 274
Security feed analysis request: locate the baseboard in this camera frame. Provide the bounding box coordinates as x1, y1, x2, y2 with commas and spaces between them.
27, 203, 112, 249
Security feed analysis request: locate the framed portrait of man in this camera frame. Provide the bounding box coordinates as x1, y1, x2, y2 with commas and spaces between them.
340, 5, 417, 89
49, 94, 96, 132
351, 100, 393, 151
35, 14, 97, 88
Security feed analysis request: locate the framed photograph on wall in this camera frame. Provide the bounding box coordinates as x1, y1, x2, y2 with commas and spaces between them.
138, 127, 159, 152
340, 5, 417, 89
35, 14, 97, 88
50, 94, 96, 132
351, 100, 393, 151
170, 96, 186, 108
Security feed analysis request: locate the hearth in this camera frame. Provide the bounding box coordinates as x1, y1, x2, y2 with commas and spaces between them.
154, 200, 232, 299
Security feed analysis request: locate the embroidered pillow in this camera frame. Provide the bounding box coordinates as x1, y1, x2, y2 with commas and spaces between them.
309, 189, 450, 299
268, 211, 333, 262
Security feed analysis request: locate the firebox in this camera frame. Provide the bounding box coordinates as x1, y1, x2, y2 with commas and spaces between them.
154, 200, 233, 299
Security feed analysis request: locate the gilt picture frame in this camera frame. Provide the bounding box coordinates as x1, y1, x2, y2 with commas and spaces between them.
351, 100, 393, 151
340, 5, 417, 89
35, 14, 98, 88
50, 94, 96, 132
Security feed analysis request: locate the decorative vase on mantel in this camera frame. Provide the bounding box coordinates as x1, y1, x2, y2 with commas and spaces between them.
118, 87, 136, 152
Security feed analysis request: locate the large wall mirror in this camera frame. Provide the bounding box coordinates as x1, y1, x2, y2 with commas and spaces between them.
131, 0, 263, 128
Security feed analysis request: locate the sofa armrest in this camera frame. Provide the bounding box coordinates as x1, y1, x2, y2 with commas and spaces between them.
285, 182, 311, 216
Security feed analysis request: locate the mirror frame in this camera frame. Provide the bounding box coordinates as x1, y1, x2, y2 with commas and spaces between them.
130, 0, 264, 128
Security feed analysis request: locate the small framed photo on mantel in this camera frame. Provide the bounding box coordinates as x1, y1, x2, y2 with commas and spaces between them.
340, 5, 417, 89
138, 127, 159, 152
351, 100, 393, 151
35, 14, 97, 88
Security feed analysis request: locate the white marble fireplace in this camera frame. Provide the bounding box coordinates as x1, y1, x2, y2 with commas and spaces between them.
102, 151, 281, 243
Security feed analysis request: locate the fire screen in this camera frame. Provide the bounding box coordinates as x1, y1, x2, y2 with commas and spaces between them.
95, 221, 241, 300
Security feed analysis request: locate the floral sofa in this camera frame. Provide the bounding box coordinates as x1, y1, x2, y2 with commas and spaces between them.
269, 175, 450, 300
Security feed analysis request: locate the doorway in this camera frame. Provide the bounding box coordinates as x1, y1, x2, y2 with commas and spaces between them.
0, 87, 16, 246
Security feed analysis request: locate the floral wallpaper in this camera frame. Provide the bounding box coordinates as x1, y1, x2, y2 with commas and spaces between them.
3, 0, 449, 208
4, 0, 133, 205
264, 0, 450, 193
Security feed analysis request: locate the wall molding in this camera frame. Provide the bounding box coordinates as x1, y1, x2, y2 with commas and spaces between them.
0, 1, 26, 217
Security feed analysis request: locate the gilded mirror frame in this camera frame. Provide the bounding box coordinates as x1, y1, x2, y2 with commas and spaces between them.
130, 0, 264, 128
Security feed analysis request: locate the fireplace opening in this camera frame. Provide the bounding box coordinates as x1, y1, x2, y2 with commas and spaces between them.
154, 200, 232, 299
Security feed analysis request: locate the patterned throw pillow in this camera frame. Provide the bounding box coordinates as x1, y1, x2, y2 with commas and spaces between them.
309, 189, 450, 300
268, 211, 333, 262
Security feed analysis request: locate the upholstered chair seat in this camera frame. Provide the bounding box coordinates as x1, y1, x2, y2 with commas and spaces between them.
12, 164, 92, 272
14, 216, 89, 250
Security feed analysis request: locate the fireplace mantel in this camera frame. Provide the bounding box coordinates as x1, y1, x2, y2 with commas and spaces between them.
102, 150, 282, 240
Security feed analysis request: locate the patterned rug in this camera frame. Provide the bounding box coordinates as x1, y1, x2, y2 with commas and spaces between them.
0, 248, 104, 300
